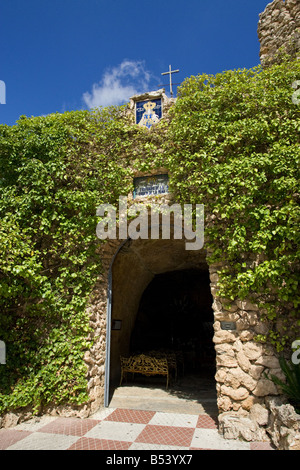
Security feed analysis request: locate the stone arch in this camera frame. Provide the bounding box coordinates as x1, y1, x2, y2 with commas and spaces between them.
86, 214, 284, 439
104, 236, 216, 406
84, 231, 285, 445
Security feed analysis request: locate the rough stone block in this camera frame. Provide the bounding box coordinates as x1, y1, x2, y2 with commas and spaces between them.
250, 403, 269, 426
253, 378, 278, 396
219, 415, 268, 442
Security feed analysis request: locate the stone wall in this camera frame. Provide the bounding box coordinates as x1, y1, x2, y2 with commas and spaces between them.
258, 0, 300, 65
209, 262, 284, 443
84, 239, 120, 413
79, 237, 286, 439
1, 88, 298, 451
78, 240, 289, 448
266, 397, 300, 450
83, 239, 284, 415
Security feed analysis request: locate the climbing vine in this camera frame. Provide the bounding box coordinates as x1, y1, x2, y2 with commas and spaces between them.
0, 107, 164, 414
0, 58, 299, 415
167, 58, 300, 351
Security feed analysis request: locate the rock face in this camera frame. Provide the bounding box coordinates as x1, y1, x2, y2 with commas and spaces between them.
211, 268, 282, 417
257, 0, 300, 65
218, 415, 268, 442
266, 397, 300, 450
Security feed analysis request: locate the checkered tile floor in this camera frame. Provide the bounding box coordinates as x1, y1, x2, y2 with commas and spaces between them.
0, 408, 274, 450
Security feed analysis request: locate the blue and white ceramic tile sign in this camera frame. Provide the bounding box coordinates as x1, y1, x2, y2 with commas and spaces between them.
133, 174, 169, 198
136, 98, 162, 129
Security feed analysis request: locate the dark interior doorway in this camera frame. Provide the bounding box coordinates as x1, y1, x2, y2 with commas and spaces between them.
106, 239, 218, 413
129, 268, 216, 376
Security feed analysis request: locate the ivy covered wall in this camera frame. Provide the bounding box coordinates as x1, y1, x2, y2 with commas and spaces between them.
0, 58, 299, 418
167, 58, 300, 351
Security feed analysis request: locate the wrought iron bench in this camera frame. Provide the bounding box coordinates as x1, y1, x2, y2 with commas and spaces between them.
120, 354, 169, 388
148, 350, 178, 381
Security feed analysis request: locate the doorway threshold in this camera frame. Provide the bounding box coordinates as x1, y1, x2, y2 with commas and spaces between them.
108, 374, 218, 416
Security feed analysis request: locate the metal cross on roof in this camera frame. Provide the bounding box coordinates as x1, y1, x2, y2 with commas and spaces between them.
160, 65, 180, 97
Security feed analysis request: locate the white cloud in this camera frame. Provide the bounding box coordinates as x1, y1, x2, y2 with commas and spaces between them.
82, 59, 151, 108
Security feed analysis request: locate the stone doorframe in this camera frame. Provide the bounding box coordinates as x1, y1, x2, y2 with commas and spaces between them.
103, 236, 211, 407
86, 237, 282, 440
104, 238, 128, 407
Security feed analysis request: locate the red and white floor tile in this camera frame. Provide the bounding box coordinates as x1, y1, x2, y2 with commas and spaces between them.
0, 407, 274, 451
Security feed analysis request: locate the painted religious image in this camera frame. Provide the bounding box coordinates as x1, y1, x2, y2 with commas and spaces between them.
133, 174, 169, 198
136, 98, 162, 129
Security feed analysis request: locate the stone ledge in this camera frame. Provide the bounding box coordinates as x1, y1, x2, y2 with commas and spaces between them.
219, 397, 300, 449
266, 397, 300, 450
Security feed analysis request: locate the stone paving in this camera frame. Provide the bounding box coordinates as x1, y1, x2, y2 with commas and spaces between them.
0, 375, 275, 451
0, 407, 274, 450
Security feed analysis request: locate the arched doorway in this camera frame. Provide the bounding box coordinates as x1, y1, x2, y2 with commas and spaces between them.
104, 237, 217, 411
130, 268, 215, 372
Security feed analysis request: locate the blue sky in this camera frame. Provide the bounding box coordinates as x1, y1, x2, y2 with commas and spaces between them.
0, 0, 270, 126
